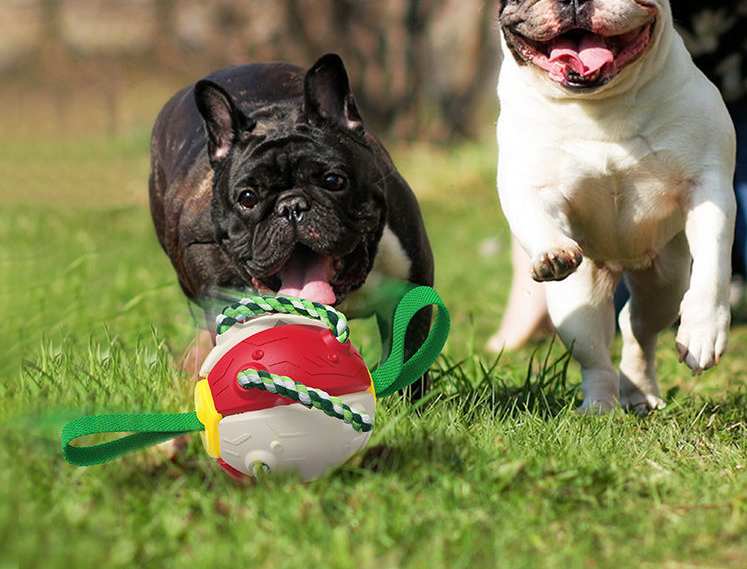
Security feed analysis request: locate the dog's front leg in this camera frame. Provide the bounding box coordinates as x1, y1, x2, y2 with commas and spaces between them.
544, 261, 622, 412
618, 233, 692, 414
498, 183, 583, 283
676, 174, 736, 373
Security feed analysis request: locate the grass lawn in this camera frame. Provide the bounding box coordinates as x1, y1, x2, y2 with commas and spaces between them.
2, 128, 747, 569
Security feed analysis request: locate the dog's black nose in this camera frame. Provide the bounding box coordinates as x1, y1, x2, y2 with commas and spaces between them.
559, 0, 591, 9
276, 195, 310, 222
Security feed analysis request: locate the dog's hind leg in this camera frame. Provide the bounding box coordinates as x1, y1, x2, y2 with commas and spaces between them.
544, 259, 622, 413
618, 233, 691, 414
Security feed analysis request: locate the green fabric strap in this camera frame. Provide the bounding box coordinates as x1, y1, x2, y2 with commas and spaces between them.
371, 286, 450, 398
60, 286, 450, 467
61, 412, 204, 467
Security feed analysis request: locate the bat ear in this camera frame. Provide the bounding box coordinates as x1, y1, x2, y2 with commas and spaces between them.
304, 53, 364, 133
194, 80, 251, 164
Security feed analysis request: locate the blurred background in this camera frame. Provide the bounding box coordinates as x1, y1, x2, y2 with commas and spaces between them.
0, 0, 501, 144
0, 0, 509, 374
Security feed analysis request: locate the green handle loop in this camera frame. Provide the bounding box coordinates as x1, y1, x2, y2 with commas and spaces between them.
61, 412, 204, 467
371, 286, 450, 397
60, 286, 449, 467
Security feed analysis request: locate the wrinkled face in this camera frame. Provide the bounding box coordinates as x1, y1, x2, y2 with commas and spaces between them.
211, 111, 385, 306
195, 54, 387, 306
499, 0, 662, 91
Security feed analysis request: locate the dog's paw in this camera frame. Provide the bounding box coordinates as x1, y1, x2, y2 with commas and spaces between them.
675, 302, 729, 374
577, 369, 618, 414
620, 374, 666, 416
620, 392, 666, 416
576, 397, 617, 415
531, 246, 583, 282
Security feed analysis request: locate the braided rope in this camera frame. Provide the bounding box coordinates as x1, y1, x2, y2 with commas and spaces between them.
216, 295, 349, 343
237, 368, 373, 433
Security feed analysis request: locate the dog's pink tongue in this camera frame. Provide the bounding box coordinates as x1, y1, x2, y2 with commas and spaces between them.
549, 34, 614, 77
278, 252, 336, 306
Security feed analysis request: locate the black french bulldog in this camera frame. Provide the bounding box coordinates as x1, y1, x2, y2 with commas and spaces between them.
149, 54, 434, 384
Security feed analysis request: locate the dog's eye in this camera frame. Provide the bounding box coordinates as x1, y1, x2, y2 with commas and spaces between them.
322, 173, 347, 191
237, 190, 259, 209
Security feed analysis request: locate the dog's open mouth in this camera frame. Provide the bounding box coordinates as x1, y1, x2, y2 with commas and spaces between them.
508, 22, 655, 90
251, 244, 367, 306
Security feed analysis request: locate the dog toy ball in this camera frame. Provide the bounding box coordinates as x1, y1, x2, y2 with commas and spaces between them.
195, 298, 375, 481
61, 286, 450, 481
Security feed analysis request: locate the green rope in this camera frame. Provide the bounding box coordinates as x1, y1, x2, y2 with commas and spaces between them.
217, 295, 349, 342
60, 287, 449, 467
237, 368, 373, 433
215, 288, 451, 398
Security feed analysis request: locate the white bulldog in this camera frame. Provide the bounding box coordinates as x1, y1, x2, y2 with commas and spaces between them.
495, 0, 736, 412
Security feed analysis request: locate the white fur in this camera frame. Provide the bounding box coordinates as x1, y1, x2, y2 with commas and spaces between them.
337, 225, 412, 318
496, 0, 736, 412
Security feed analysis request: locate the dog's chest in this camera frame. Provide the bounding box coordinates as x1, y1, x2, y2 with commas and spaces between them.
548, 137, 689, 265
336, 225, 412, 318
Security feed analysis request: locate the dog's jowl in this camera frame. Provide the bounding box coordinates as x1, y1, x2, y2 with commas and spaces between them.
496, 1, 736, 412
149, 54, 433, 377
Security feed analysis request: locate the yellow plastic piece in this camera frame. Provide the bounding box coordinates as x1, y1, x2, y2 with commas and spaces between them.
194, 379, 223, 458
365, 369, 376, 405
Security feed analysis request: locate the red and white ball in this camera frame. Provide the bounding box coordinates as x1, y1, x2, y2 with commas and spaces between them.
194, 313, 375, 481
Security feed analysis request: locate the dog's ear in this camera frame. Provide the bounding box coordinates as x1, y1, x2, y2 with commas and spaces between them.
304, 53, 364, 133
194, 80, 251, 164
